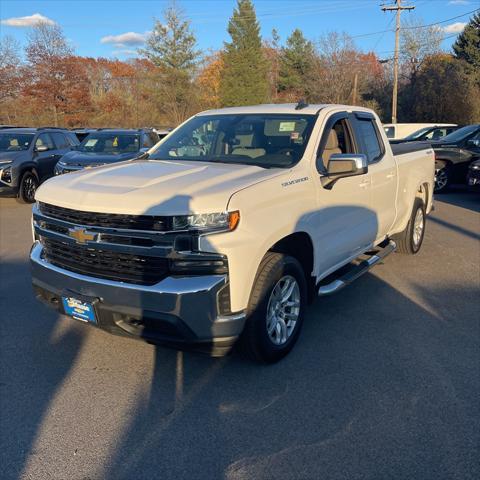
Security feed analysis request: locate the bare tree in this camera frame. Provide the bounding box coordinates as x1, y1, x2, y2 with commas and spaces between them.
400, 16, 443, 71
314, 32, 360, 104
0, 36, 24, 122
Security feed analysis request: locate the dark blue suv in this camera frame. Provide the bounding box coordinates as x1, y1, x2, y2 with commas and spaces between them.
0, 127, 79, 203
54, 128, 160, 175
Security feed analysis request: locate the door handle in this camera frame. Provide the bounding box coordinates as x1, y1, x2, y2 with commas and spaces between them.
386, 172, 395, 179
359, 180, 370, 188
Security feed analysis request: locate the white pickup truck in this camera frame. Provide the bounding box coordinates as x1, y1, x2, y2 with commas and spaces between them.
31, 104, 434, 362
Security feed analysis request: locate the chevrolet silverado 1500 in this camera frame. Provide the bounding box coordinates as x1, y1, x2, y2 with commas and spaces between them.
31, 104, 435, 362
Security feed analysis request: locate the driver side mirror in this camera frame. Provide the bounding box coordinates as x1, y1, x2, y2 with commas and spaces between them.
321, 154, 368, 190
467, 139, 480, 148
35, 144, 49, 153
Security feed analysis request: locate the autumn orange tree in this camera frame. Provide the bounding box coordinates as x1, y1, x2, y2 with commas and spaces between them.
23, 21, 92, 126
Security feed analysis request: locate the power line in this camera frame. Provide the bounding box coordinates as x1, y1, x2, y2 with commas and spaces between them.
375, 32, 459, 55
401, 8, 479, 29
351, 8, 478, 39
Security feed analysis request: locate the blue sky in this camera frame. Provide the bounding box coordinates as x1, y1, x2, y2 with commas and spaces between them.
0, 0, 477, 60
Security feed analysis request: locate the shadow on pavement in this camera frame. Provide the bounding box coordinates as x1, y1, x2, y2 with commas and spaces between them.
428, 216, 480, 241
103, 273, 479, 480
435, 186, 480, 213
0, 259, 86, 480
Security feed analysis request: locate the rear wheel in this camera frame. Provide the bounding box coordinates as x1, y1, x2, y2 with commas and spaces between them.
392, 198, 426, 255
17, 171, 38, 204
240, 253, 307, 363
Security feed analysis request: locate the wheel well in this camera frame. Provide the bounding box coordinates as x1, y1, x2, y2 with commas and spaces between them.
19, 166, 39, 181
269, 232, 315, 302
416, 183, 428, 206
435, 158, 451, 169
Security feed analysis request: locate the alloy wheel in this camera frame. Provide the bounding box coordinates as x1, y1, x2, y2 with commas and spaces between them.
412, 208, 424, 248
266, 275, 301, 345
435, 168, 448, 191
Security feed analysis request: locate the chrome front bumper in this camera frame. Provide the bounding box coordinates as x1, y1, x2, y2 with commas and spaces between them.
30, 242, 246, 356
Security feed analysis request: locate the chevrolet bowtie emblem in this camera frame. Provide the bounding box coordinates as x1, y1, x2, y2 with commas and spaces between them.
68, 227, 97, 244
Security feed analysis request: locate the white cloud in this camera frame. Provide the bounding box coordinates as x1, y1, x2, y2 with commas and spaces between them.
0, 13, 55, 27
448, 1, 470, 5
101, 31, 149, 47
443, 22, 467, 33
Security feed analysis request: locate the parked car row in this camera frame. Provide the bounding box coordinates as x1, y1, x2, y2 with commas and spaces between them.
429, 124, 480, 193
383, 123, 480, 193
0, 126, 171, 203
383, 123, 458, 141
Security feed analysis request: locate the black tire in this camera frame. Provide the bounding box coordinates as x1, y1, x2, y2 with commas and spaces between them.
434, 163, 451, 193
392, 198, 426, 255
17, 171, 39, 204
239, 252, 307, 363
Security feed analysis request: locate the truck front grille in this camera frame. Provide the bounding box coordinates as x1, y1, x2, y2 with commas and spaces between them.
41, 237, 169, 285
39, 202, 173, 231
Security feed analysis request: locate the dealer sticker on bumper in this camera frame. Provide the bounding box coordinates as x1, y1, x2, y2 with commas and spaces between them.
62, 297, 97, 323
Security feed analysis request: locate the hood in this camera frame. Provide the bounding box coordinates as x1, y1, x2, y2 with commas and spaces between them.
60, 150, 140, 166
36, 159, 283, 215
0, 150, 26, 164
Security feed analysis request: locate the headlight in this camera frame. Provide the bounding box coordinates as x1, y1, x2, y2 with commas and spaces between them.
471, 163, 480, 170
1, 165, 12, 183
0, 160, 12, 166
171, 211, 240, 233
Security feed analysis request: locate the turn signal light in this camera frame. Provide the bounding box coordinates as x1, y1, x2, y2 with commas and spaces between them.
228, 211, 240, 231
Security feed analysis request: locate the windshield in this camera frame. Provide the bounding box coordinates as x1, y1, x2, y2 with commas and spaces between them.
0, 133, 34, 152
79, 133, 141, 154
404, 127, 432, 140
440, 125, 479, 143
148, 114, 317, 168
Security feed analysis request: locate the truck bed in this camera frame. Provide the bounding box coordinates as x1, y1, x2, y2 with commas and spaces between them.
390, 141, 431, 156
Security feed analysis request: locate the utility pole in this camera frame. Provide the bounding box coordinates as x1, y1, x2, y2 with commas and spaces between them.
382, 0, 414, 124
352, 72, 358, 105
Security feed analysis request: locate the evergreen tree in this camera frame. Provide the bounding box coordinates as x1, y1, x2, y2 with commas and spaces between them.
139, 2, 201, 125
453, 13, 480, 69
278, 29, 316, 97
220, 0, 269, 106
139, 2, 199, 73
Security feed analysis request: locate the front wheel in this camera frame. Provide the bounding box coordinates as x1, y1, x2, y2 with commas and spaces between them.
392, 198, 426, 255
17, 171, 39, 204
239, 252, 307, 363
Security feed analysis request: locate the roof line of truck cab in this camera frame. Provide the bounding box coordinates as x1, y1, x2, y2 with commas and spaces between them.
196, 103, 380, 118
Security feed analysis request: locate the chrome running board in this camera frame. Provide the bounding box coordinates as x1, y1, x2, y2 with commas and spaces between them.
317, 240, 396, 297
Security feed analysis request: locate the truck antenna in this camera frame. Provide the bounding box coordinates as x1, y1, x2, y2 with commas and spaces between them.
295, 99, 309, 110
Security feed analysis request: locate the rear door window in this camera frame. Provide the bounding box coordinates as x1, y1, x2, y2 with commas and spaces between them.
51, 132, 69, 149
355, 117, 384, 164
148, 132, 159, 145
142, 134, 154, 148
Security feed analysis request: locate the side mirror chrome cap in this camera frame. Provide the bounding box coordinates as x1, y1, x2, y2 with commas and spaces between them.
322, 154, 368, 190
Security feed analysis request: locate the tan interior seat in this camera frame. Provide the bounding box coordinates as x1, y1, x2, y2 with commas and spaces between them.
232, 132, 266, 159
322, 129, 342, 169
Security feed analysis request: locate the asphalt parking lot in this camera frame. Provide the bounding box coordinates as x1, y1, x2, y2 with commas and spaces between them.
0, 190, 479, 480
